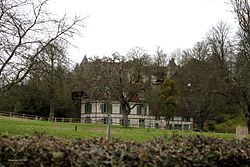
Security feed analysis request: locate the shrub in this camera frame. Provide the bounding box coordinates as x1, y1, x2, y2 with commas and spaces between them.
215, 115, 225, 124
0, 134, 250, 166
207, 123, 215, 131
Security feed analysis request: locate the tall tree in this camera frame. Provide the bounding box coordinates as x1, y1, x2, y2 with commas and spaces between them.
34, 41, 70, 119
231, 0, 250, 132
174, 34, 231, 130
158, 78, 177, 128
192, 41, 210, 61
206, 21, 234, 81
153, 47, 168, 82
118, 48, 151, 127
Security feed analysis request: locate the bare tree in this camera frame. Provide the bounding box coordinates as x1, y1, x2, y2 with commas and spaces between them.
0, 0, 83, 92
231, 0, 250, 60
115, 49, 151, 128
206, 21, 234, 76
231, 0, 250, 132
33, 41, 69, 120
192, 41, 210, 61
78, 50, 150, 128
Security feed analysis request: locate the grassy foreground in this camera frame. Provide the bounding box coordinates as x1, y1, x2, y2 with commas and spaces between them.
0, 116, 247, 142
215, 114, 247, 133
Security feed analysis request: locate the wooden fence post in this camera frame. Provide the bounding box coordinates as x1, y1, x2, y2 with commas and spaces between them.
236, 125, 248, 140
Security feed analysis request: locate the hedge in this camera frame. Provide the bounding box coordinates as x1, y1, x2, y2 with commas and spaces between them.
0, 133, 250, 166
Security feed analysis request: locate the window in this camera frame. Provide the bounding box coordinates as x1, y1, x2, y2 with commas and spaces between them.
174, 124, 182, 130
120, 105, 123, 114
145, 106, 148, 115
182, 116, 190, 122
137, 105, 148, 116
102, 117, 108, 124
85, 102, 92, 114
120, 119, 130, 126
139, 119, 145, 128
101, 103, 112, 114
155, 123, 159, 128
137, 105, 141, 115
155, 115, 161, 120
120, 119, 123, 125
102, 117, 112, 124
184, 125, 190, 130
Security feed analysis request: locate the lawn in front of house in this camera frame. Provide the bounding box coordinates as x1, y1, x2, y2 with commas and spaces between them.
0, 116, 245, 142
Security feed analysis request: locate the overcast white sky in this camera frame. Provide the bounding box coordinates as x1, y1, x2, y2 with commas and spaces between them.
50, 0, 237, 63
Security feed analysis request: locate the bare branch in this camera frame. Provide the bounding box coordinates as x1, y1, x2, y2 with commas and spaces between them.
0, 0, 84, 92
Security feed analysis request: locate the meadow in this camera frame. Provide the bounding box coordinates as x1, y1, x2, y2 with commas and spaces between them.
1, 116, 250, 166
0, 116, 244, 142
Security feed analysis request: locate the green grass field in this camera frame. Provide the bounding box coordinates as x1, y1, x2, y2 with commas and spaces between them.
0, 116, 247, 142
215, 114, 247, 133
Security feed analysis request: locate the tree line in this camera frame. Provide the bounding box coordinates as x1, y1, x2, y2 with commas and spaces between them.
0, 0, 250, 131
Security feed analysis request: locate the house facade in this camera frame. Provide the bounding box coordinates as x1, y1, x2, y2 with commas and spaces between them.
80, 99, 193, 130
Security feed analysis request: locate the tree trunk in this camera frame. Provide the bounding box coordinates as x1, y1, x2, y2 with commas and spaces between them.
106, 112, 111, 143
49, 84, 55, 121
197, 121, 204, 131
123, 113, 129, 128
200, 123, 204, 131
165, 117, 170, 129
49, 51, 55, 121
121, 100, 131, 128
49, 103, 54, 121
